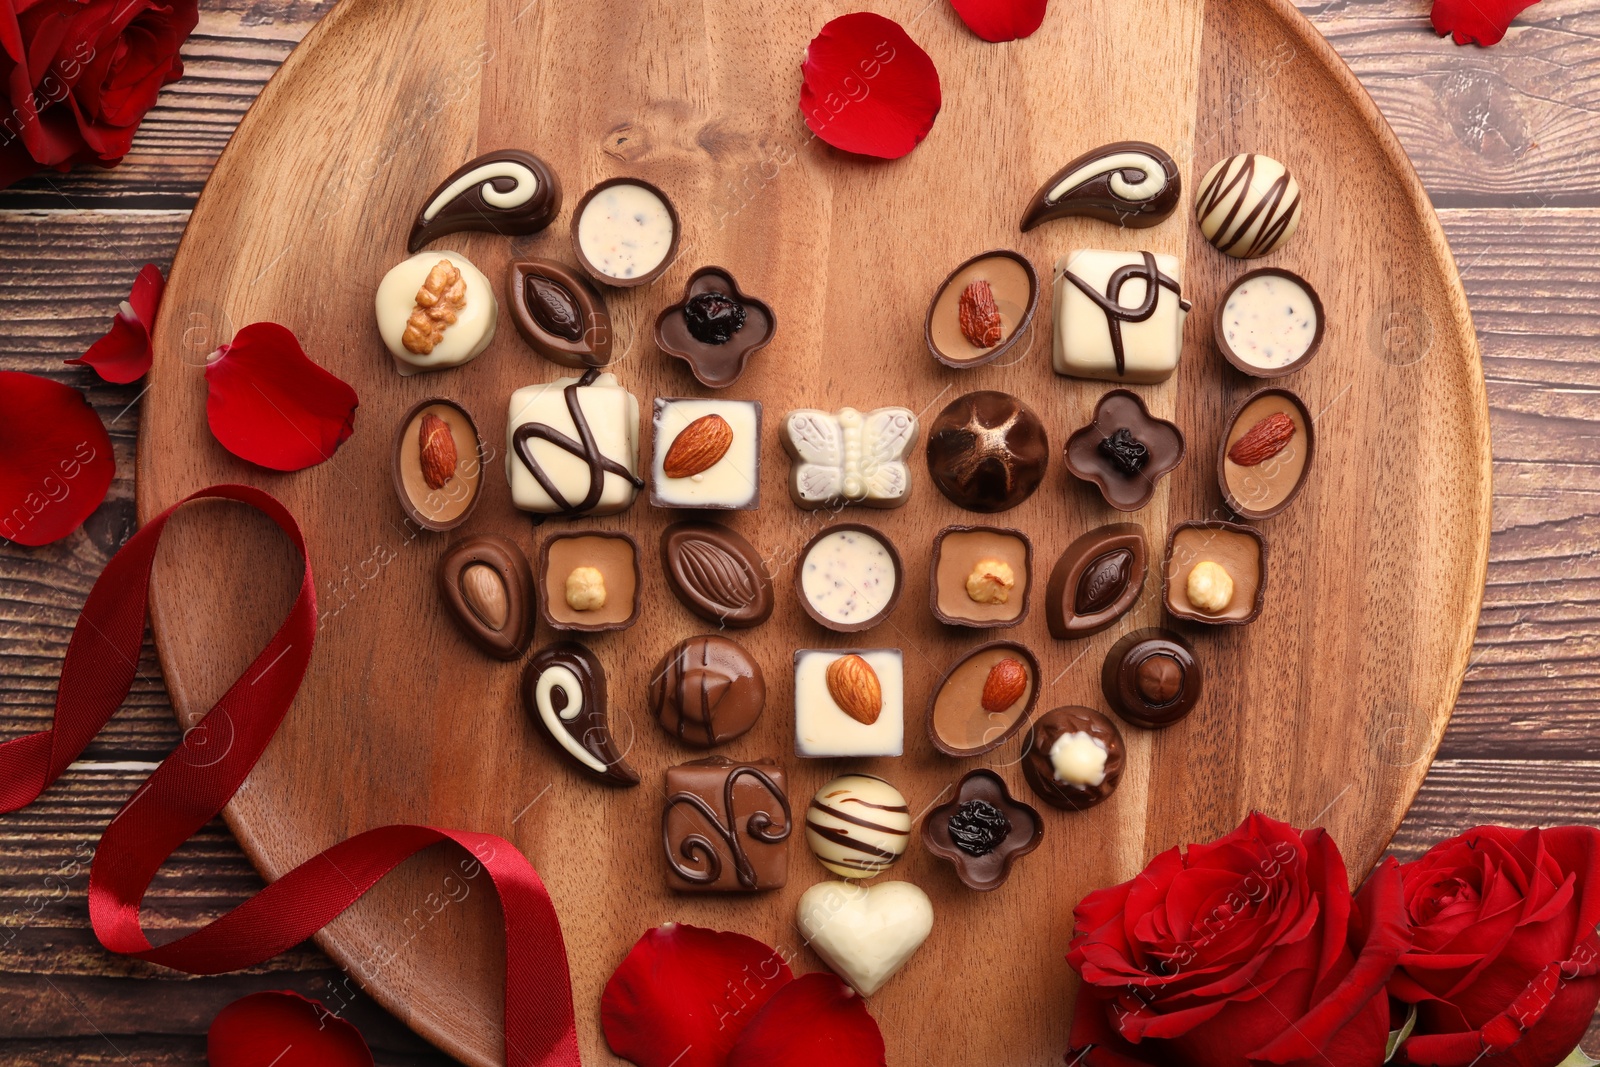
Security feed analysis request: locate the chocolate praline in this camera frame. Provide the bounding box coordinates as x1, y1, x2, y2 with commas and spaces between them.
1064, 389, 1185, 512
928, 525, 1033, 629
436, 535, 534, 661
923, 249, 1040, 369
521, 642, 639, 786
655, 266, 776, 388
536, 530, 639, 633
508, 260, 613, 369
794, 522, 903, 634
1020, 706, 1126, 810
926, 641, 1040, 758
391, 396, 485, 533
921, 769, 1043, 892
1217, 387, 1315, 521
1164, 520, 1269, 625
660, 521, 774, 629
926, 391, 1050, 513
650, 635, 766, 748
1020, 141, 1182, 232
662, 756, 790, 892
1101, 628, 1202, 729
1214, 268, 1325, 378
1045, 523, 1148, 639
408, 149, 561, 253
570, 177, 680, 288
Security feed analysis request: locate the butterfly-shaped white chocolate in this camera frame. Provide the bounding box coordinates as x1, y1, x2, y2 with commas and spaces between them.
783, 406, 918, 509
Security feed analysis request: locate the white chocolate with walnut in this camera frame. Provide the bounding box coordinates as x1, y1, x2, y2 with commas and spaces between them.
376, 251, 497, 375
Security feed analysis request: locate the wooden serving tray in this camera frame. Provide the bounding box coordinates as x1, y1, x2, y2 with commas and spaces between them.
137, 0, 1491, 1063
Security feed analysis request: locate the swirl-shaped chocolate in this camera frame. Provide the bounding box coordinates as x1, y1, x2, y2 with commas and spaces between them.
408, 149, 561, 253
662, 757, 790, 892
1020, 141, 1181, 231
520, 642, 638, 786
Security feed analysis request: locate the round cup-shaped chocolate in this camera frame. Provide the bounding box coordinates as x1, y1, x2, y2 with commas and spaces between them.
508, 259, 613, 369
928, 524, 1033, 629
926, 640, 1041, 758
1020, 706, 1126, 810
794, 522, 902, 633
537, 530, 640, 633
655, 266, 776, 389
921, 769, 1043, 892
1214, 268, 1325, 378
1163, 520, 1269, 626
570, 177, 680, 288
1101, 628, 1202, 729
1218, 387, 1315, 520
924, 249, 1040, 369
390, 396, 485, 533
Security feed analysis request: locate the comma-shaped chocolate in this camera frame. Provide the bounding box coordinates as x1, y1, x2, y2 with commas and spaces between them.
1021, 141, 1181, 232
436, 535, 533, 660
660, 522, 774, 628
521, 642, 639, 786
508, 260, 613, 369
408, 149, 561, 253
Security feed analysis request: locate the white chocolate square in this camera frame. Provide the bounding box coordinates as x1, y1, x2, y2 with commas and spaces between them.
506, 373, 640, 516
1052, 249, 1188, 384
650, 398, 761, 509
794, 649, 904, 758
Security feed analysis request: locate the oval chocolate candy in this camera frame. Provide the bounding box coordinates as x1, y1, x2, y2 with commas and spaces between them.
436, 535, 534, 660
1045, 523, 1147, 639
508, 259, 614, 369
660, 521, 774, 628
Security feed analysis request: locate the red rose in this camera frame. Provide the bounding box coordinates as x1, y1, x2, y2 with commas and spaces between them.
0, 0, 197, 188
1067, 812, 1411, 1067
1390, 826, 1600, 1067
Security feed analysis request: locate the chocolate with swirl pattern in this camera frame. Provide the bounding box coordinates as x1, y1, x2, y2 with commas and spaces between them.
512, 368, 644, 520
520, 642, 639, 787
1061, 252, 1193, 377
663, 756, 790, 892
1021, 141, 1182, 232
408, 149, 562, 253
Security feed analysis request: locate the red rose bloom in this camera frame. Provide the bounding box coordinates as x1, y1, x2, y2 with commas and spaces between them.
1390, 826, 1600, 1067
1067, 812, 1411, 1067
0, 0, 198, 188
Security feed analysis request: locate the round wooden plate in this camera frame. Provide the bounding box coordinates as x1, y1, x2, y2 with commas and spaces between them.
138, 0, 1490, 1063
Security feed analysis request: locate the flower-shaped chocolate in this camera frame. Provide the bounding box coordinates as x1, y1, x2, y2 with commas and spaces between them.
655, 267, 776, 389
1064, 389, 1185, 511
921, 769, 1042, 891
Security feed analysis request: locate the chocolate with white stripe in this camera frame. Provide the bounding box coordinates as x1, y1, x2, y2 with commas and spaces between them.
805, 773, 912, 878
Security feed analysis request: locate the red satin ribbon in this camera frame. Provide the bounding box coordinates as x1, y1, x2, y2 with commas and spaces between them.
0, 484, 581, 1067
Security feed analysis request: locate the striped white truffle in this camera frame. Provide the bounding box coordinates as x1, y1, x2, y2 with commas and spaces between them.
804, 774, 911, 878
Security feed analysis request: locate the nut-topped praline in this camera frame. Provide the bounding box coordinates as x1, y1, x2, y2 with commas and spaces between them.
1101, 628, 1202, 729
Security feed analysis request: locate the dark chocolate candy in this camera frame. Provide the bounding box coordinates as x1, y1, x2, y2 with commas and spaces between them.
521, 642, 639, 786
660, 521, 774, 628
651, 635, 766, 748
1020, 141, 1182, 232
663, 756, 790, 892
508, 260, 613, 369
408, 149, 561, 253
1101, 628, 1202, 729
436, 535, 534, 661
921, 769, 1042, 892
1045, 523, 1148, 639
655, 266, 776, 389
925, 391, 1050, 513
1064, 389, 1185, 512
392, 397, 485, 534
1020, 706, 1126, 810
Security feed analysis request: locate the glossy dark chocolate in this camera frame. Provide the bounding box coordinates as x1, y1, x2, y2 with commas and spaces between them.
655, 266, 776, 389
408, 149, 561, 253
1045, 523, 1148, 639
925, 391, 1049, 513
921, 769, 1042, 892
1064, 389, 1185, 511
660, 521, 774, 628
1021, 142, 1182, 232
436, 535, 534, 661
662, 756, 790, 892
508, 260, 613, 369
651, 635, 766, 748
521, 642, 639, 786
1101, 628, 1202, 729
1020, 706, 1126, 810
536, 530, 639, 633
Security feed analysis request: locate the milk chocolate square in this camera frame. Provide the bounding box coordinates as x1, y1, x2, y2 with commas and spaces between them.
662, 756, 790, 893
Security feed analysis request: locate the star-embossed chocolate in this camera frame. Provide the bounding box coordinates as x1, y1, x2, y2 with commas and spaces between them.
925, 391, 1049, 513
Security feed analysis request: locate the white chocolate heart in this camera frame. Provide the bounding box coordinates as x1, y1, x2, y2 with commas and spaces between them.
796, 880, 933, 996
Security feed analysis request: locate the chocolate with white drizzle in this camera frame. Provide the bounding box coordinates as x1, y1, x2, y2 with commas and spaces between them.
663, 756, 791, 892
1020, 141, 1181, 231
508, 368, 643, 520
408, 149, 561, 253
521, 642, 639, 787
1194, 153, 1303, 259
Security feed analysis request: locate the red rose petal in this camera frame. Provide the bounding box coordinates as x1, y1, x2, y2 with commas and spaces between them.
204, 322, 359, 472
206, 991, 372, 1067
949, 0, 1048, 42
800, 12, 942, 160
0, 372, 114, 547
728, 973, 886, 1067
601, 923, 794, 1067
1431, 0, 1541, 46
66, 264, 163, 384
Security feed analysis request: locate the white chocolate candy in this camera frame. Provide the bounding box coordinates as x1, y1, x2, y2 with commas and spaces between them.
1221, 273, 1320, 370
650, 398, 760, 509
805, 774, 912, 878
577, 182, 674, 282
1052, 249, 1189, 384
799, 528, 897, 628
782, 406, 918, 510
505, 371, 642, 517
1050, 731, 1108, 788
1195, 153, 1303, 259
794, 649, 904, 758
797, 880, 933, 997
375, 251, 497, 376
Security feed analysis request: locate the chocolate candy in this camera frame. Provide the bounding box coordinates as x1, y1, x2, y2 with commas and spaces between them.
1164, 520, 1268, 625
508, 260, 613, 369
375, 251, 498, 376
1219, 388, 1315, 520
408, 149, 561, 253
650, 398, 762, 510
572, 177, 680, 287
796, 523, 903, 633
1216, 268, 1324, 377
1195, 153, 1303, 259
521, 642, 639, 786
1020, 142, 1182, 231
796, 880, 933, 996
782, 406, 918, 510
921, 769, 1043, 891
656, 267, 776, 388
1045, 523, 1148, 639
924, 249, 1040, 368
1064, 389, 1185, 511
1052, 249, 1190, 384
662, 756, 790, 892
1101, 628, 1202, 729
650, 635, 766, 748
436, 535, 534, 661
805, 773, 911, 878
929, 524, 1032, 629
794, 649, 904, 758
391, 397, 484, 533
925, 391, 1049, 513
507, 369, 643, 519
1020, 706, 1126, 810
660, 521, 774, 628
537, 530, 639, 632
926, 641, 1040, 758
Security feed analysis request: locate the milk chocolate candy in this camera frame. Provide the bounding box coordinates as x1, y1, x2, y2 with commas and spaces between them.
521, 642, 639, 786
537, 530, 639, 633
508, 259, 613, 369
921, 769, 1043, 892
926, 641, 1040, 758
924, 250, 1040, 369
1020, 706, 1126, 810
660, 521, 774, 628
929, 525, 1033, 629
1101, 628, 1202, 729
1045, 523, 1147, 639
1218, 388, 1315, 520
662, 756, 790, 892
392, 397, 485, 533
1021, 142, 1181, 231
656, 267, 776, 388
408, 149, 561, 253
437, 535, 534, 661
650, 635, 766, 748
1064, 390, 1185, 512
1164, 520, 1268, 625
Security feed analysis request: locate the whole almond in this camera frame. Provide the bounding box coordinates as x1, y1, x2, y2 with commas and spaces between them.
981, 657, 1028, 713
1227, 412, 1295, 467
418, 412, 458, 490
826, 654, 883, 725
662, 414, 734, 479
459, 563, 509, 630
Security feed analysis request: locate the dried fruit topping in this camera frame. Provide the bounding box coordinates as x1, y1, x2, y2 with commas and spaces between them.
965, 558, 1016, 604
662, 414, 734, 479
958, 279, 1004, 348
683, 291, 746, 345
1227, 412, 1295, 467
980, 657, 1028, 713
403, 260, 468, 355
527, 274, 584, 341
1075, 549, 1132, 615
826, 654, 883, 725
947, 799, 1011, 856
418, 412, 457, 490
1098, 427, 1149, 476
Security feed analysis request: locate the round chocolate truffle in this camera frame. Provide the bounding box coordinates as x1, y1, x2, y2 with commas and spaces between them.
649, 635, 766, 748
1021, 706, 1126, 810
1101, 628, 1202, 729
805, 774, 912, 878
925, 391, 1049, 513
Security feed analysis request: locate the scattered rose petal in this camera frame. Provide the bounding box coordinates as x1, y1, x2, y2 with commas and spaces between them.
204, 322, 359, 472
66, 264, 164, 384
207, 991, 373, 1067
601, 923, 794, 1067
1431, 0, 1541, 46
799, 12, 942, 160
949, 0, 1048, 42
728, 972, 886, 1067
0, 372, 115, 547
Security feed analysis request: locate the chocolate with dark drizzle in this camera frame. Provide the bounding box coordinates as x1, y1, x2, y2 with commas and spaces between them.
1195, 154, 1302, 259
1063, 251, 1193, 377
663, 765, 791, 888
804, 786, 911, 875
513, 367, 644, 519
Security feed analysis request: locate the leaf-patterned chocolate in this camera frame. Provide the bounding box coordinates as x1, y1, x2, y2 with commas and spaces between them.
1075, 549, 1133, 615
660, 522, 774, 628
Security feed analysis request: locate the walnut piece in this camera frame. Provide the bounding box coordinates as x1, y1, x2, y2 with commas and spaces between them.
401, 260, 468, 355
564, 566, 608, 612
965, 558, 1016, 604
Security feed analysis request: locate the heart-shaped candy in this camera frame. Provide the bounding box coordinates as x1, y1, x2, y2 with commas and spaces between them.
796, 880, 933, 996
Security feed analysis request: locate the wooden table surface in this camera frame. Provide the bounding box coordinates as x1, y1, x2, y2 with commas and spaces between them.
0, 1, 1595, 1063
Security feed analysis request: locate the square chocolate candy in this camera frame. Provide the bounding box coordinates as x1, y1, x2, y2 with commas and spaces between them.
650, 398, 761, 509
793, 649, 904, 758
1052, 249, 1190, 384
662, 756, 790, 893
